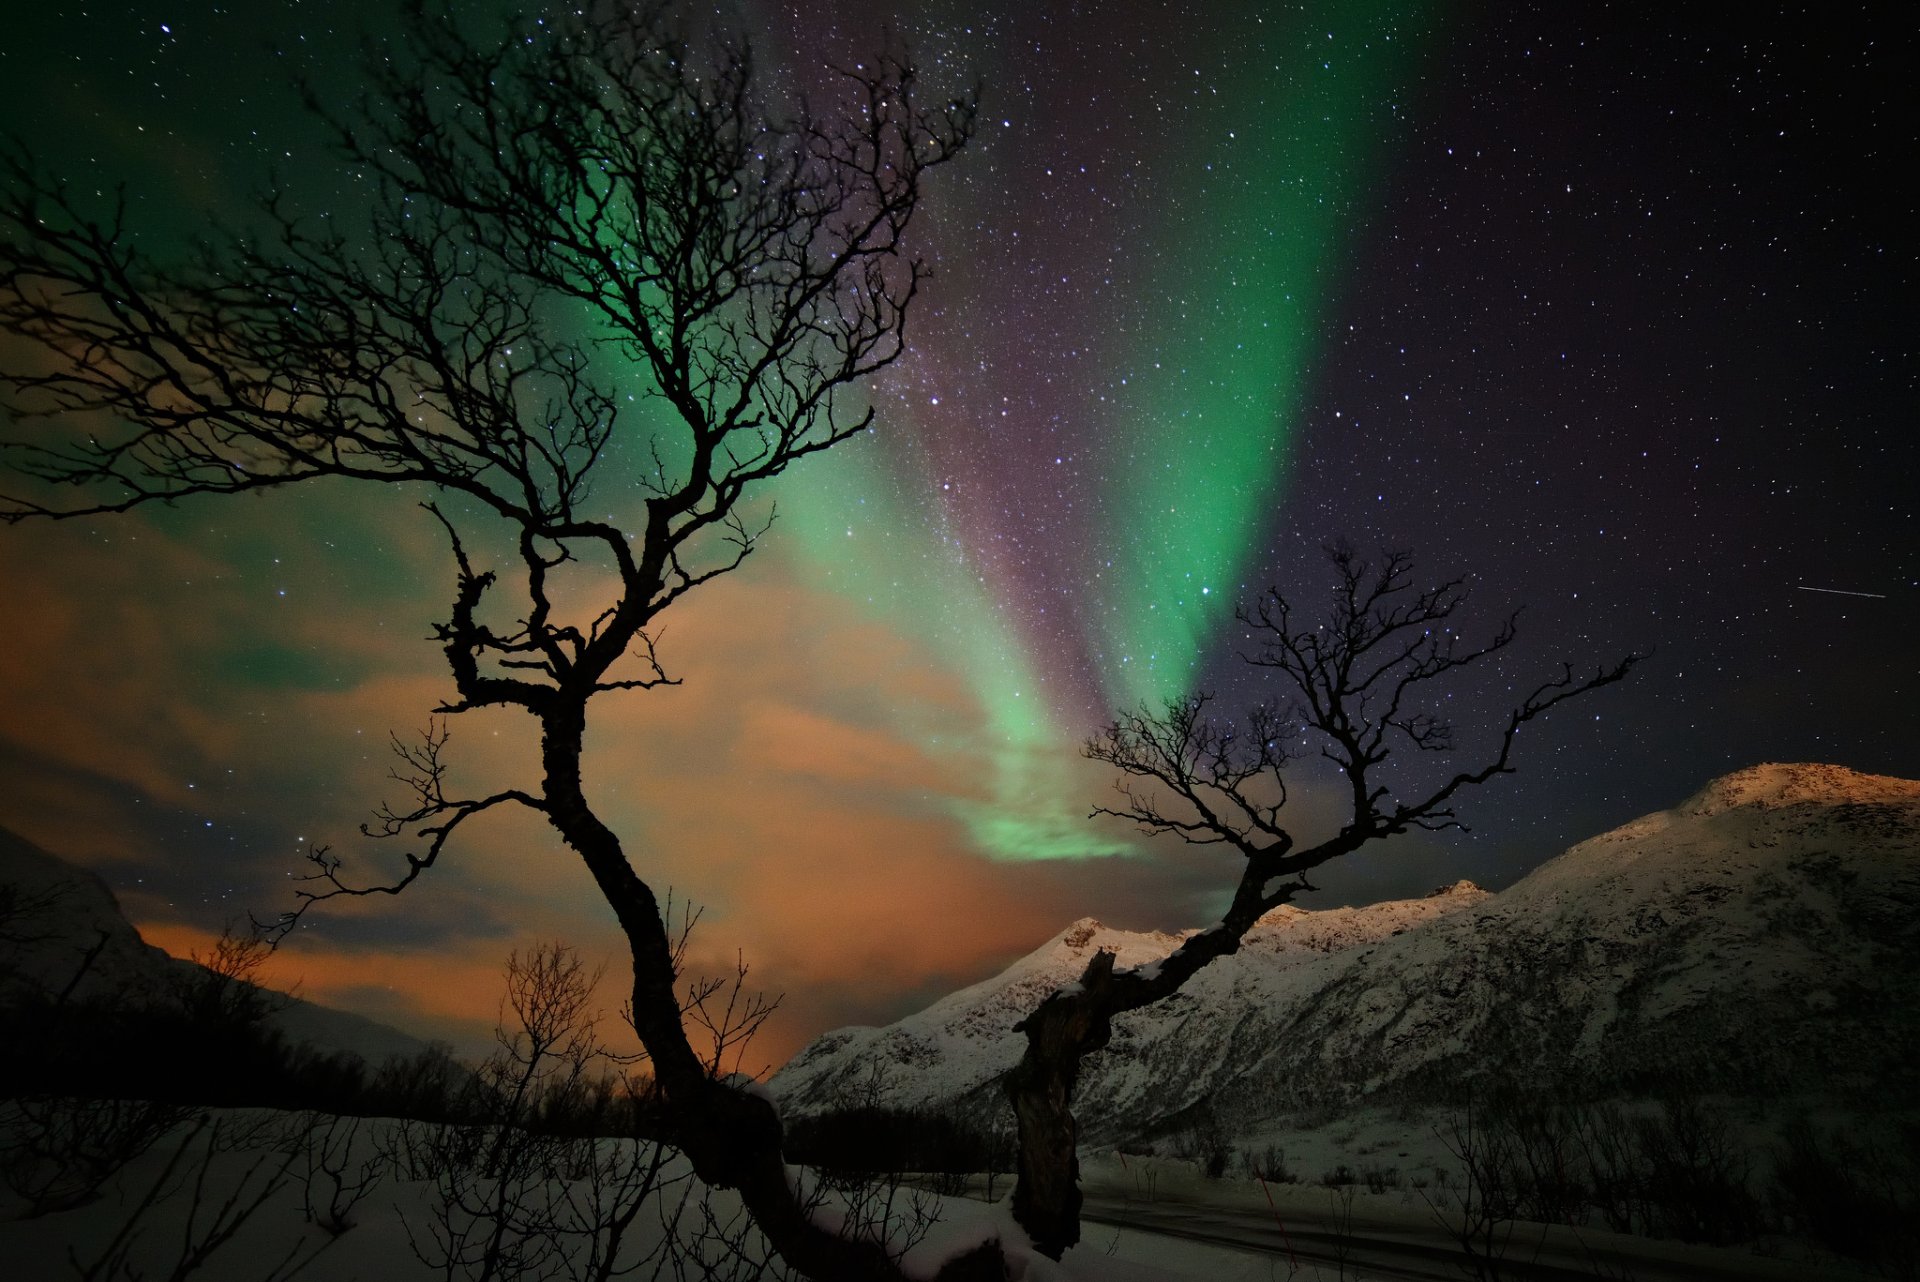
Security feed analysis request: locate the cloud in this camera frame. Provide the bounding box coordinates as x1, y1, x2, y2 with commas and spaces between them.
3, 488, 1271, 1073
138, 917, 514, 1059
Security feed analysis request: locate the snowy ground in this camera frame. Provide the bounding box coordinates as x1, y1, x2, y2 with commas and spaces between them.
0, 1104, 1266, 1281
0, 1104, 1886, 1282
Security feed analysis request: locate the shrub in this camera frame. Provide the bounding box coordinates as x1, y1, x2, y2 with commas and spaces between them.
1361, 1162, 1401, 1193
1242, 1142, 1294, 1184
1771, 1118, 1920, 1272
1167, 1103, 1232, 1179
1633, 1092, 1758, 1245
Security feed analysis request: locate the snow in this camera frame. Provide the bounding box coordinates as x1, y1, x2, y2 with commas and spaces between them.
2, 1104, 1876, 1281
0, 1107, 1308, 1282
1677, 761, 1920, 817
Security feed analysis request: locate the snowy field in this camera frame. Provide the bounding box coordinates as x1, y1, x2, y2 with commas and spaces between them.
0, 1103, 1276, 1281
0, 1103, 1885, 1281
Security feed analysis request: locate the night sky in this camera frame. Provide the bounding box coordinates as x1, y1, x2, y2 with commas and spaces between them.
2, 1, 1913, 1067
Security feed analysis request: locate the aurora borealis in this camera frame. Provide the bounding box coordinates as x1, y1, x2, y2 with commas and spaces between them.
774, 1, 1439, 861
2, 1, 1913, 1068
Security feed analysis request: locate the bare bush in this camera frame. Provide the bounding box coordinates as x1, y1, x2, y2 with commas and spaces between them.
1422, 1095, 1524, 1282
1360, 1161, 1401, 1193
0, 1095, 189, 1217
1418, 1087, 1767, 1262
1168, 1104, 1232, 1179
1319, 1164, 1357, 1188
293, 1112, 387, 1237
1631, 1092, 1757, 1245
369, 1042, 470, 1122
1572, 1099, 1643, 1235
170, 925, 288, 1037
541, 1129, 681, 1282
68, 1111, 327, 1282
1241, 1143, 1295, 1184
1488, 1096, 1588, 1226
1771, 1118, 1920, 1276
407, 942, 623, 1282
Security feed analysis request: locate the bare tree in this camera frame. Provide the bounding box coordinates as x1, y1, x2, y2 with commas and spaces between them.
1004, 542, 1643, 1256
481, 942, 607, 1149
414, 940, 612, 1282
0, 3, 975, 1278
171, 923, 290, 1038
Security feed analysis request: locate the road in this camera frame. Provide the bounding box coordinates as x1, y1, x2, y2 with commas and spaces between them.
1080, 1192, 1874, 1282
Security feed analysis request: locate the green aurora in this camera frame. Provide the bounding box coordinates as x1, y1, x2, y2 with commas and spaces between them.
778, 3, 1435, 859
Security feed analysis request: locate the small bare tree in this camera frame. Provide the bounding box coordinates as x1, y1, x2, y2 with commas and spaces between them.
0, 3, 975, 1278
481, 942, 607, 1145
171, 924, 289, 1038
409, 940, 657, 1282
292, 1112, 386, 1238
1004, 542, 1643, 1255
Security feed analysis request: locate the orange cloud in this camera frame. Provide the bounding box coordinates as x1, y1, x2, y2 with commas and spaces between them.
3, 492, 1211, 1076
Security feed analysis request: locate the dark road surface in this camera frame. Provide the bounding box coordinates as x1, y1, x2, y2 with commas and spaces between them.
1080, 1193, 1875, 1282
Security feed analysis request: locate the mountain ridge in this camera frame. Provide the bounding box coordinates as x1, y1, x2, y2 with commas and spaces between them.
771, 763, 1920, 1142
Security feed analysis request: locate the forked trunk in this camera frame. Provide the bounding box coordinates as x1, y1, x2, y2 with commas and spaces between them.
1004, 950, 1118, 1258
1003, 900, 1269, 1256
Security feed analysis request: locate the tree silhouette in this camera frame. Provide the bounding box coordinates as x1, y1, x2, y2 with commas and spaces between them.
1004, 542, 1643, 1256
0, 4, 976, 1279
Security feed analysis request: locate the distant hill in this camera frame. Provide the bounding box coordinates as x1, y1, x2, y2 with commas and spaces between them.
0, 826, 430, 1069
771, 763, 1920, 1142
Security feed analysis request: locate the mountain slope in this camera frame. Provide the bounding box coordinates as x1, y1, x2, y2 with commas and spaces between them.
771, 764, 1920, 1142
0, 826, 429, 1068
772, 879, 1492, 1135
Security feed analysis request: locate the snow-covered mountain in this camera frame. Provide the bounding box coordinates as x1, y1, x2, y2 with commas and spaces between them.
0, 826, 429, 1067
772, 764, 1920, 1142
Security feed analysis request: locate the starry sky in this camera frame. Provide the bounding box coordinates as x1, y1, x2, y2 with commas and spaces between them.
1, 1, 1913, 1068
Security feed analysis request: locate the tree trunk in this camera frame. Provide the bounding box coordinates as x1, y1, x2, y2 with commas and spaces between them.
1004, 901, 1266, 1256
537, 698, 1004, 1282
1004, 950, 1117, 1259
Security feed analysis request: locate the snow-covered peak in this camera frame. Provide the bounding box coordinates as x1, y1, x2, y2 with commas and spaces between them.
771, 884, 1488, 1117
1505, 761, 1920, 903
1050, 917, 1190, 962
775, 764, 1920, 1142
1677, 762, 1920, 817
